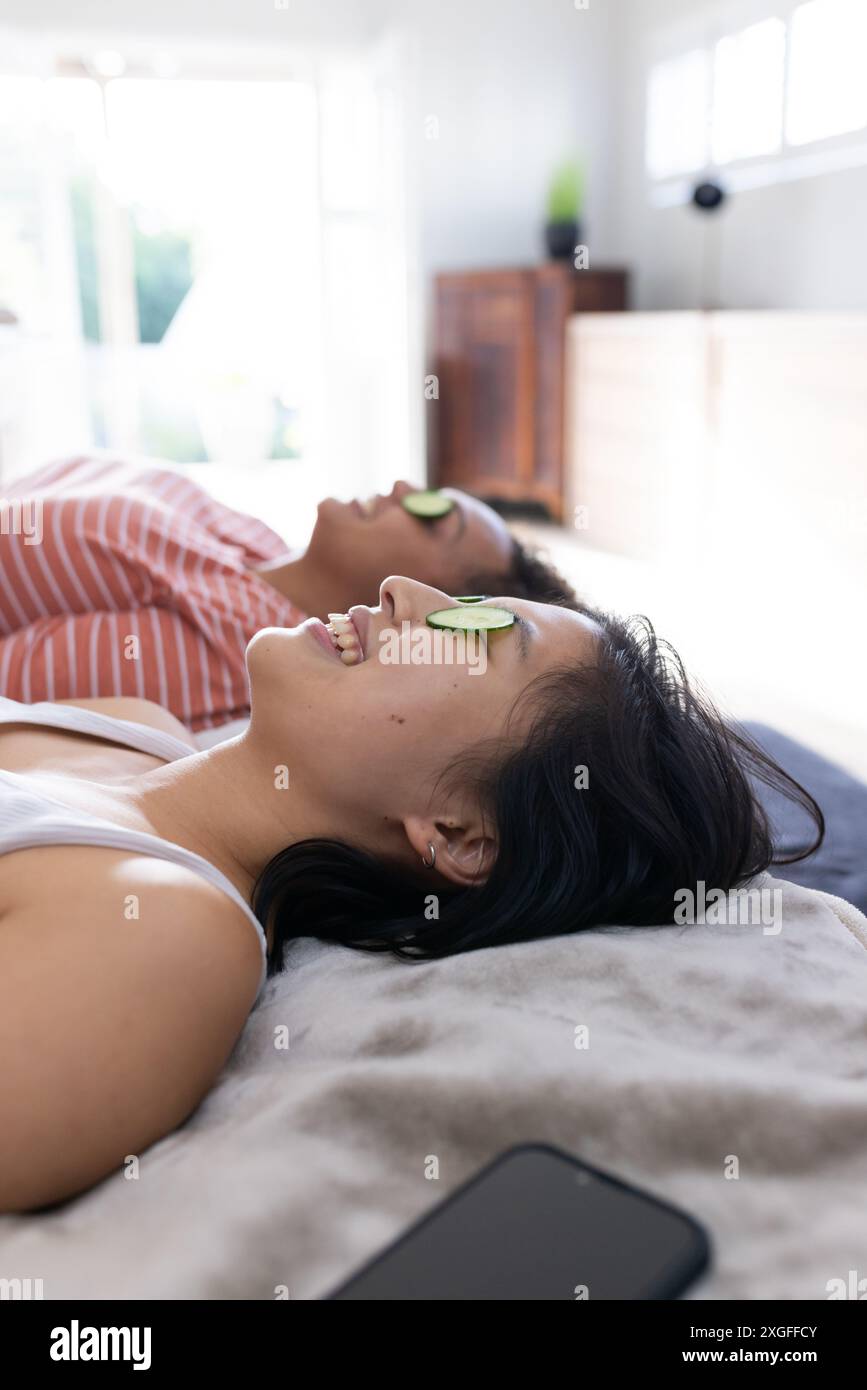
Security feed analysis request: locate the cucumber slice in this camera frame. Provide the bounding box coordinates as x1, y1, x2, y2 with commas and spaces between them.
454, 595, 487, 604
426, 605, 515, 632
401, 490, 454, 519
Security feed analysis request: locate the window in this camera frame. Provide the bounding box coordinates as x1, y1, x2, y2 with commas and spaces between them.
0, 69, 320, 465
645, 49, 711, 180
99, 76, 320, 463
786, 0, 867, 145
0, 36, 417, 494
712, 19, 786, 165
646, 1, 867, 187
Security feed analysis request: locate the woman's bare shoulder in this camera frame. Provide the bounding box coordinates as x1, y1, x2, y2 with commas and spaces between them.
0, 850, 264, 1211
3, 845, 265, 1010
53, 697, 196, 749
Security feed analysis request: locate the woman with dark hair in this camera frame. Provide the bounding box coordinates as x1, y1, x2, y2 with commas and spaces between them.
255, 589, 823, 967
0, 577, 821, 1211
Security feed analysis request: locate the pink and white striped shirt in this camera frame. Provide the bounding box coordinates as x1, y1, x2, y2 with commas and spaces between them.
0, 456, 305, 730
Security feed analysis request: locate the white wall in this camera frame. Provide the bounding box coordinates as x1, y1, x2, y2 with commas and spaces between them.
407, 0, 616, 276
606, 0, 867, 310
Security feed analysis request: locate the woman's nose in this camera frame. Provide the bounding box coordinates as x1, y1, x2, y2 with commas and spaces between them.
379, 575, 451, 620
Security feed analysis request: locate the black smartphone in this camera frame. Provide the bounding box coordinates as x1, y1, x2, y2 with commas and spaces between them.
325, 1142, 710, 1300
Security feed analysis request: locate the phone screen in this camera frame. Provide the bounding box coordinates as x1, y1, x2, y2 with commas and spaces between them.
327, 1143, 710, 1300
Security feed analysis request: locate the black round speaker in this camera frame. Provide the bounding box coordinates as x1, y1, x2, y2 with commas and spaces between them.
691, 180, 726, 212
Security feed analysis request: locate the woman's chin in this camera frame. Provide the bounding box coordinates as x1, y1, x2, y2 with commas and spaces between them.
245, 625, 299, 680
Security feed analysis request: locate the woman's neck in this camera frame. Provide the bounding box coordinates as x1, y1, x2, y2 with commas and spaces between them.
253, 550, 352, 623
115, 732, 331, 907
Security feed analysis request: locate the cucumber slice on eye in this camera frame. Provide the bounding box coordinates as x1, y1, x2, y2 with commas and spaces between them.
401, 490, 454, 519
426, 605, 515, 632
454, 595, 487, 603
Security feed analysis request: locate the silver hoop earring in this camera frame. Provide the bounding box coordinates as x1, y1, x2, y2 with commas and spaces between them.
422, 842, 436, 869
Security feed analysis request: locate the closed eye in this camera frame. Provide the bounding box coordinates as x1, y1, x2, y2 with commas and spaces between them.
432, 498, 466, 541
490, 605, 531, 661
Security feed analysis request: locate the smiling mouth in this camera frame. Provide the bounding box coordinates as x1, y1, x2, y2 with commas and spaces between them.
325, 612, 365, 665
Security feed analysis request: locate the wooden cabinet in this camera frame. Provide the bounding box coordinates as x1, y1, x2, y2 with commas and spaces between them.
432, 264, 628, 520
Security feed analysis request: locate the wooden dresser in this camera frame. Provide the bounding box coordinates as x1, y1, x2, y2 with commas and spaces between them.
432, 264, 628, 519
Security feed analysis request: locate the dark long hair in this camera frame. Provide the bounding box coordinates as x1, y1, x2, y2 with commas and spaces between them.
466, 536, 581, 610
253, 610, 824, 976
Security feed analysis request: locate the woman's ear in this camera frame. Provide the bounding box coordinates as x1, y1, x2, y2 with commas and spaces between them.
403, 813, 497, 888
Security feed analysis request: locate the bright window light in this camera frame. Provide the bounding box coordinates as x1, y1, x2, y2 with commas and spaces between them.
320, 63, 379, 212
712, 18, 786, 164
786, 0, 867, 146
645, 49, 711, 179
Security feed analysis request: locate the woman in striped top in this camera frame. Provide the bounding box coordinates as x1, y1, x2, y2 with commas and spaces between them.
0, 456, 576, 732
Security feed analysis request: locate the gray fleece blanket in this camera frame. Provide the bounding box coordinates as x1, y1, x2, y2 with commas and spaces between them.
1, 873, 866, 1300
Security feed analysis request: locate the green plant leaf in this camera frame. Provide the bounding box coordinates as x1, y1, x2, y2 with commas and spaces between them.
546, 159, 585, 223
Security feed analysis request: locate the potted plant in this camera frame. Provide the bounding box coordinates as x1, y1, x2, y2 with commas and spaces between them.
544, 159, 585, 260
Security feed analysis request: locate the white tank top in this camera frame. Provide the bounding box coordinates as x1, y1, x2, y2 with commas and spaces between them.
0, 695, 268, 1006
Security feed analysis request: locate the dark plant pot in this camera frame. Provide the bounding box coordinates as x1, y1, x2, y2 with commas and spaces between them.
545, 219, 580, 260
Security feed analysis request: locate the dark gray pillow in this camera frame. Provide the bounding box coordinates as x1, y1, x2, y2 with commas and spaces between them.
743, 722, 867, 915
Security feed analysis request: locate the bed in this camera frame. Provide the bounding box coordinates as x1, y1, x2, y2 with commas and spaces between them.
1, 727, 865, 1300
743, 723, 867, 916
